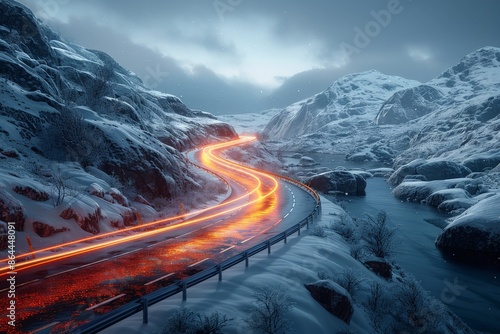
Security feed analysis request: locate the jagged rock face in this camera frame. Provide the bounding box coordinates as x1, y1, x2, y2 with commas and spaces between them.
0, 0, 237, 201
304, 280, 354, 324
305, 171, 366, 196
375, 85, 443, 125
0, 188, 26, 231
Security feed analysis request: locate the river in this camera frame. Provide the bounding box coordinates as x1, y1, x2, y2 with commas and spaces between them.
292, 153, 500, 333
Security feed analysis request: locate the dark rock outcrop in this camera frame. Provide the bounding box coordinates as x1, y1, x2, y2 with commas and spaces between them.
304, 280, 354, 324
415, 161, 471, 181
305, 171, 366, 196
436, 194, 500, 254
13, 185, 49, 201
364, 260, 392, 279
60, 199, 103, 234
32, 221, 69, 237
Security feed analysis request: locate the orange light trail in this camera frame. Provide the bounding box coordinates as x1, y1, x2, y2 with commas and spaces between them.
0, 135, 280, 275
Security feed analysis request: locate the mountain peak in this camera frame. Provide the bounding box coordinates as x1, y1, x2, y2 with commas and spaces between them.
437, 46, 500, 81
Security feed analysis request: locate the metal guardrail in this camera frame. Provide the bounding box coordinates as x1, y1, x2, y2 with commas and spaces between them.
77, 162, 321, 333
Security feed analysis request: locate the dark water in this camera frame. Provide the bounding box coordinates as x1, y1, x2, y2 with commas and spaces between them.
298, 153, 500, 333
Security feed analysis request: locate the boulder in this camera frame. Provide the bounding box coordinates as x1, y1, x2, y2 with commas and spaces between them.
436, 194, 500, 254
305, 171, 366, 196
60, 197, 103, 234
0, 188, 26, 231
299, 156, 315, 166
12, 185, 49, 201
304, 280, 354, 324
364, 260, 392, 279
388, 159, 427, 186
393, 179, 476, 203
426, 188, 471, 207
86, 183, 105, 199
107, 188, 129, 207
415, 161, 471, 181
403, 174, 428, 182
32, 221, 69, 237
463, 154, 500, 172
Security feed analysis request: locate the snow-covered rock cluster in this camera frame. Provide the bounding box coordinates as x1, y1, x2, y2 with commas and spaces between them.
0, 0, 236, 250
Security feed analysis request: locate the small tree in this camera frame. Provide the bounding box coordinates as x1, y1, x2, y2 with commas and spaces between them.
361, 210, 398, 258
246, 284, 294, 334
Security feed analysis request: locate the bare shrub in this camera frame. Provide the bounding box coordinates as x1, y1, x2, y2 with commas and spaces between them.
50, 165, 80, 207
364, 281, 390, 331
196, 311, 233, 334
329, 212, 356, 243
162, 307, 197, 334
392, 275, 445, 334
361, 210, 398, 258
246, 284, 294, 334
309, 225, 327, 238
335, 267, 364, 299
161, 307, 233, 334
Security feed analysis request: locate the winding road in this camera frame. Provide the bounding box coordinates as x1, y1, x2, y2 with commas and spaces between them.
0, 136, 317, 333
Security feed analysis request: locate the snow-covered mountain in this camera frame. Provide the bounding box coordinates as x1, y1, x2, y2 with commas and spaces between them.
0, 0, 236, 248
263, 70, 419, 140
263, 47, 500, 166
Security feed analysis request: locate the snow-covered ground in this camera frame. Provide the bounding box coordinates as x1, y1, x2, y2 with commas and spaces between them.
107, 196, 472, 334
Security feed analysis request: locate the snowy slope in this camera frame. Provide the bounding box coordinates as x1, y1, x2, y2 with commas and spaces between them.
0, 0, 235, 250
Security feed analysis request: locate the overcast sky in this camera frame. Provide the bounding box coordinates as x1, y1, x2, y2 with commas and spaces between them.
17, 0, 500, 114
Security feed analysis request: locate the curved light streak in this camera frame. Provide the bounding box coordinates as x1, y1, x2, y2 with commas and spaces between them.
0, 135, 280, 275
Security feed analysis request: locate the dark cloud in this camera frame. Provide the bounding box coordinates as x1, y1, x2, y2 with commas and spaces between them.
15, 0, 500, 114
